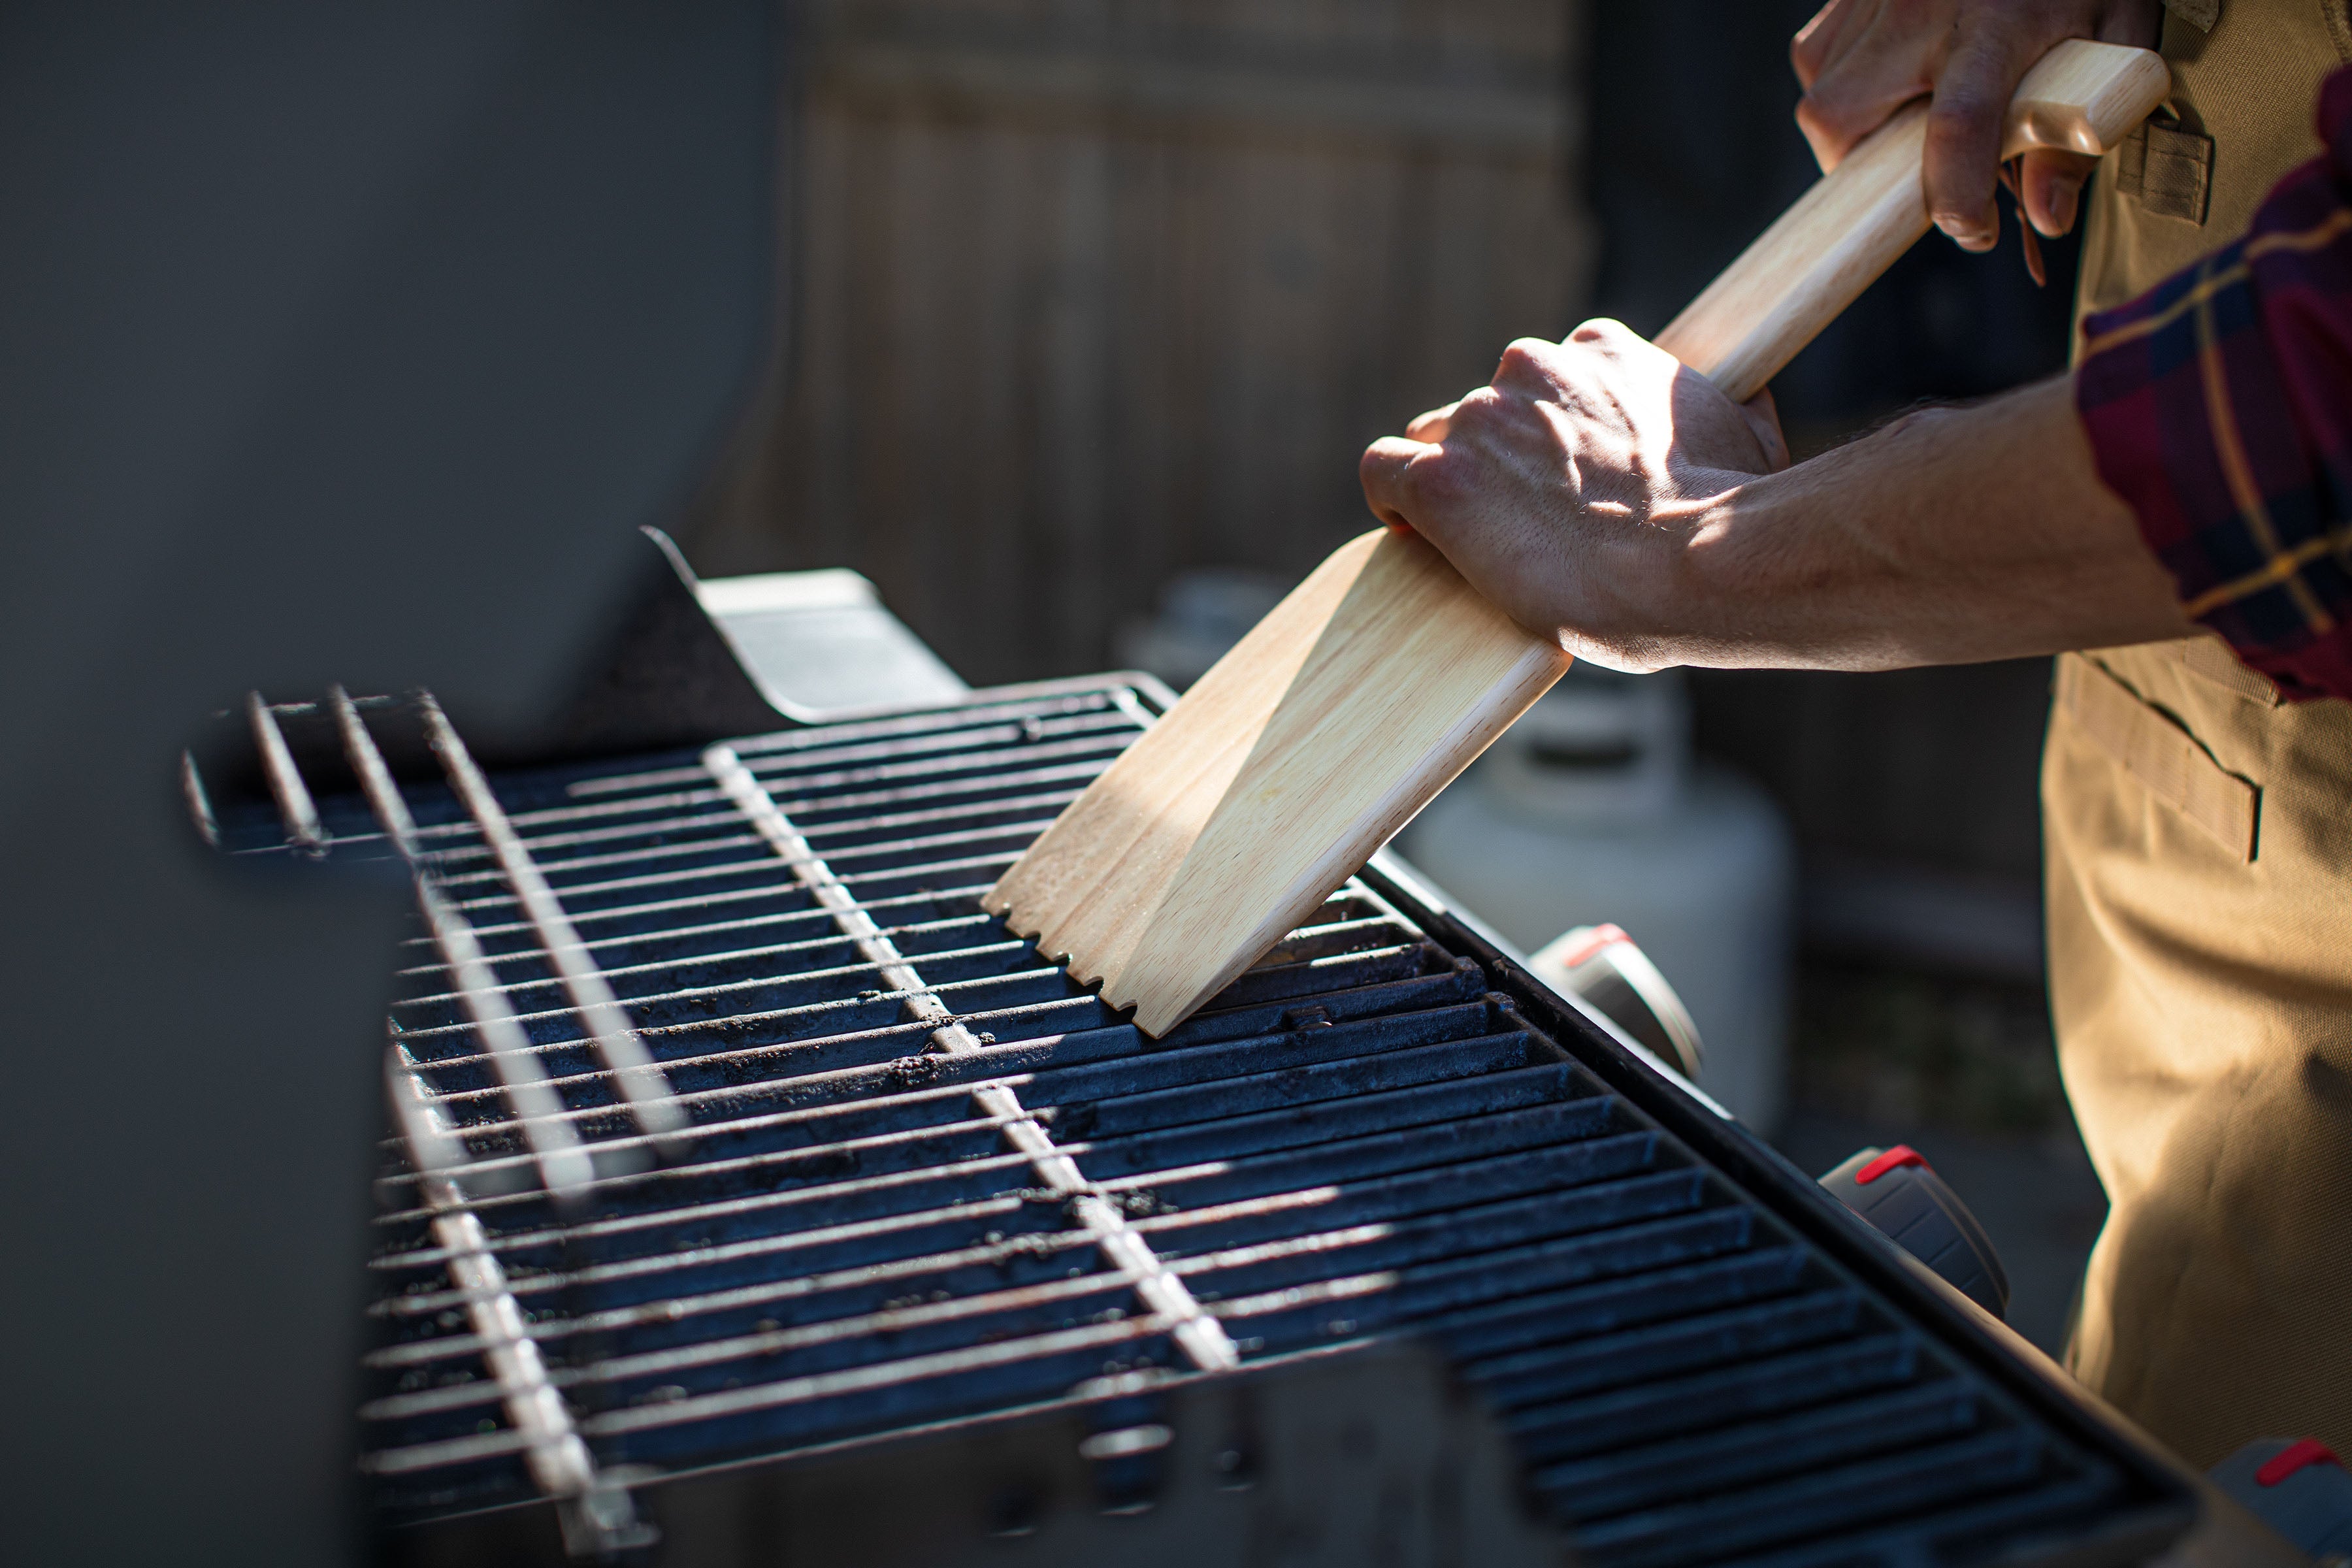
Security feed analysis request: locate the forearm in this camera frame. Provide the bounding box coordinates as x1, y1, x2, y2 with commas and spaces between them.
1656, 376, 2189, 670
1361, 330, 2191, 677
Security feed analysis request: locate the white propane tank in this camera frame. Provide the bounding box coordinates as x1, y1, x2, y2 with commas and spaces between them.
1396, 666, 1796, 1134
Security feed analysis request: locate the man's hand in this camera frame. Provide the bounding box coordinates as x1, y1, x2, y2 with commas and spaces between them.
1793, 0, 2161, 250
1359, 319, 2189, 672
1360, 321, 1788, 671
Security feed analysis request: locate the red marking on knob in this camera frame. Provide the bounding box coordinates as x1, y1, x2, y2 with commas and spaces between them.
2257, 1438, 2343, 1487
1855, 1145, 1928, 1186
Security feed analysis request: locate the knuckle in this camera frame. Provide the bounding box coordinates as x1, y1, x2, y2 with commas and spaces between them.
1795, 84, 1857, 134
1925, 93, 1994, 132
1409, 451, 1473, 510
1496, 337, 1552, 376
1359, 439, 1418, 500
1453, 385, 1504, 425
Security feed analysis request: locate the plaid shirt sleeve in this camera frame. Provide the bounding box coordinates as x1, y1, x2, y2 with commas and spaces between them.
2075, 65, 2352, 704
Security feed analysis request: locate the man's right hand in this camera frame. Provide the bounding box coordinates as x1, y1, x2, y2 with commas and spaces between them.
1793, 0, 2161, 251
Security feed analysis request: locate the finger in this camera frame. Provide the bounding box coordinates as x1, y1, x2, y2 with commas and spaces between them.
1741, 386, 1791, 473
1567, 316, 1639, 348
1797, 79, 1924, 172
1923, 24, 2044, 250
2019, 148, 2097, 237
1359, 436, 1435, 531
1492, 336, 1572, 397
1569, 316, 1682, 376
2095, 0, 2162, 49
1793, 3, 1930, 172
1791, 0, 1884, 95
1571, 315, 1703, 399
1789, 0, 1854, 91
1405, 400, 1459, 444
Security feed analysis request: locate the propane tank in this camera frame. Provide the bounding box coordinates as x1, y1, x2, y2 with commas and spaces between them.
1396, 666, 1795, 1134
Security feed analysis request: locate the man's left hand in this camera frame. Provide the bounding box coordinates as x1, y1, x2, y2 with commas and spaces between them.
1359, 320, 1787, 670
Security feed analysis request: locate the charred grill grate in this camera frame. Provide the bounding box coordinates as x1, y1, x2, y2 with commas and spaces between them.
218, 679, 2183, 1567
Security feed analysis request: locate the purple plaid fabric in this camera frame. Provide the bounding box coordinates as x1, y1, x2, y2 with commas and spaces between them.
2076, 66, 2352, 703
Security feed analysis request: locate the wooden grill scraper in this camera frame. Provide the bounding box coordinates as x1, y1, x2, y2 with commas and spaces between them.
987, 39, 2170, 1037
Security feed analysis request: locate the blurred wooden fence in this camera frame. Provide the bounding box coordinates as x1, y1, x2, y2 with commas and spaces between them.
692, 0, 1593, 685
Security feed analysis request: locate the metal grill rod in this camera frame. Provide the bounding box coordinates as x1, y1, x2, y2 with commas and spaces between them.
412, 778, 1088, 879
395, 913, 998, 1011
363, 739, 1098, 859
395, 894, 997, 977
426, 828, 765, 888
329, 689, 664, 1552
416, 730, 1121, 840
416, 692, 686, 1151
384, 1019, 1041, 1150
379, 1053, 652, 1555
406, 878, 993, 956
179, 750, 220, 849
424, 821, 1052, 917
450, 860, 1011, 942
426, 787, 1084, 888
330, 689, 596, 1199
367, 1186, 1059, 1324
381, 947, 1068, 1068
706, 742, 1241, 1374
563, 700, 1137, 798
372, 1147, 1043, 1267
377, 1096, 1041, 1207
370, 1311, 1186, 1476
719, 684, 1155, 756
366, 1262, 1154, 1416
246, 691, 329, 857
384, 757, 1103, 856
382, 1056, 593, 1487
393, 937, 1032, 1053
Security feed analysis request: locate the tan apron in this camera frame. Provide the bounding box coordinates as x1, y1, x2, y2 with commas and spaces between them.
2050, 0, 2352, 1469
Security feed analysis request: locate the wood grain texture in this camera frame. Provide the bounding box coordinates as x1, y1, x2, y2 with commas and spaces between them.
988, 37, 2168, 1037
1660, 40, 2170, 401
987, 527, 1567, 1034
1656, 103, 1934, 404
2001, 37, 2173, 160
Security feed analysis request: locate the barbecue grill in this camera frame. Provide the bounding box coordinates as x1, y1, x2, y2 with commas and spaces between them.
201, 555, 2231, 1567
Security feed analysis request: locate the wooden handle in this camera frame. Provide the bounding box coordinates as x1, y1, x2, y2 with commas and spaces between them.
1655, 39, 2169, 402
981, 40, 2174, 1039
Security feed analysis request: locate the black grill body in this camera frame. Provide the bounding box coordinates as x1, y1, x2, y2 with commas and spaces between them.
220, 678, 2198, 1568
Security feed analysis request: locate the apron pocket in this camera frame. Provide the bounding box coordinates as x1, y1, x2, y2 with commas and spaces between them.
2059, 654, 2262, 860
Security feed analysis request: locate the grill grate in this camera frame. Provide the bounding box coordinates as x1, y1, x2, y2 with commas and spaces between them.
217, 679, 2186, 1567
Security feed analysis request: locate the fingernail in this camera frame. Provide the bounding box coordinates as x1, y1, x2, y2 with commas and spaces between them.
1936, 212, 1997, 252
2048, 178, 2080, 235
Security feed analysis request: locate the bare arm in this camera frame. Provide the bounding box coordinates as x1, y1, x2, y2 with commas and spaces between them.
1358, 324, 2187, 672
1674, 376, 2189, 666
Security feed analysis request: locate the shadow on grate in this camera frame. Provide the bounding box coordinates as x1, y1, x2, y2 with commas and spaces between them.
211, 679, 2191, 1568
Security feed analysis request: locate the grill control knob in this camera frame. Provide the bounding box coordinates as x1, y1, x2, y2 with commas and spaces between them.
1819, 1145, 2011, 1320
2210, 1438, 2352, 1562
